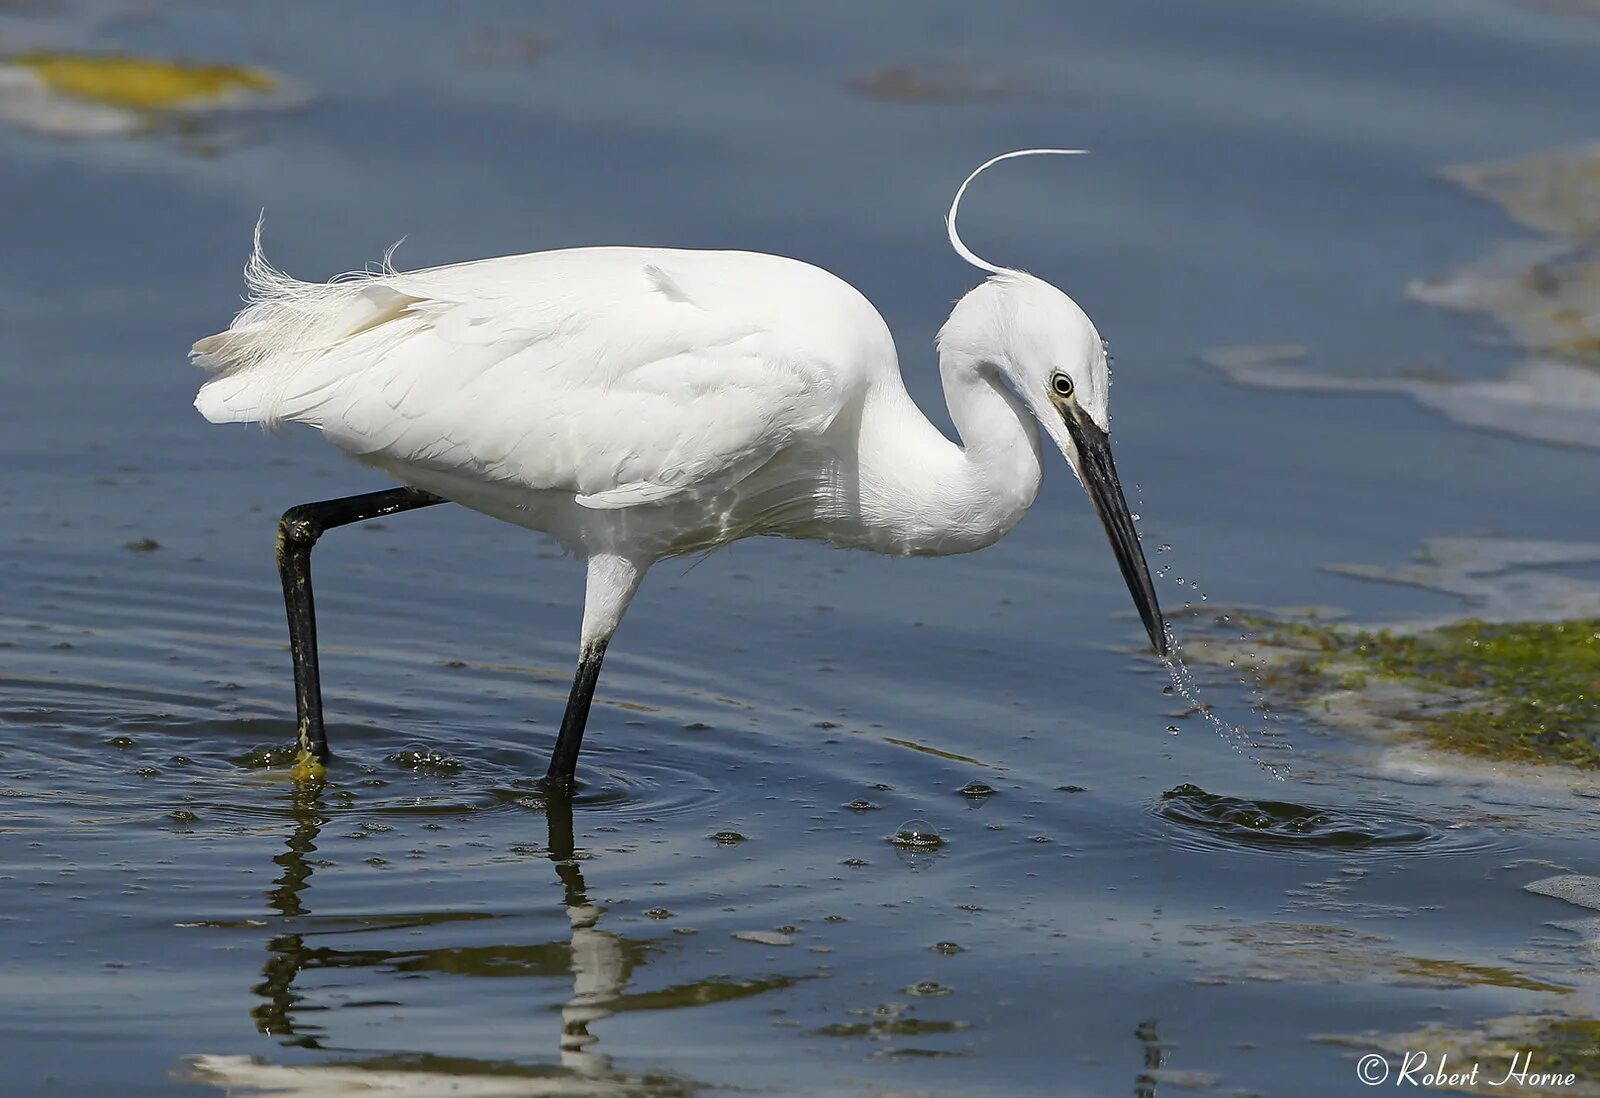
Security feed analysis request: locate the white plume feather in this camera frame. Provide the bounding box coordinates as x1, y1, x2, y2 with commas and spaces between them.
946, 148, 1087, 276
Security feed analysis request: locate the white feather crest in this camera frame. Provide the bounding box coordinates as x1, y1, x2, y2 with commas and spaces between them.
946, 149, 1087, 276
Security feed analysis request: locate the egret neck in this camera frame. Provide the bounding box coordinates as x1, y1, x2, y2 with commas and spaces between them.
849, 345, 1043, 557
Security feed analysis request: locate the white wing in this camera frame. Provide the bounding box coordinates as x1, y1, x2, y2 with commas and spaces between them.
194, 244, 887, 509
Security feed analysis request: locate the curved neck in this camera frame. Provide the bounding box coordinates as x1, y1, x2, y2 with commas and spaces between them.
851, 353, 1042, 555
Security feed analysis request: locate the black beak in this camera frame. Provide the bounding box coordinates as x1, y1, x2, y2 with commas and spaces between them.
1062, 412, 1168, 656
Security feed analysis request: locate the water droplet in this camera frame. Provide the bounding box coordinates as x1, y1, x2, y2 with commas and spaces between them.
931, 941, 964, 955
844, 800, 879, 812
710, 830, 747, 845
958, 781, 996, 799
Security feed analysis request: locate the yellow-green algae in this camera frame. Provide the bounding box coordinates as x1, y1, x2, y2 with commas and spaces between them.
1326, 1013, 1600, 1096
1192, 921, 1572, 994
1240, 615, 1600, 769
289, 748, 327, 785
11, 52, 276, 110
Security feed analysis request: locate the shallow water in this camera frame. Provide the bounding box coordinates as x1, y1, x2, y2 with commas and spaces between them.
5, 2, 1600, 1095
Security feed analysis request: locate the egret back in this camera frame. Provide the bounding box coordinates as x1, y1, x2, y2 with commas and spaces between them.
193, 243, 895, 521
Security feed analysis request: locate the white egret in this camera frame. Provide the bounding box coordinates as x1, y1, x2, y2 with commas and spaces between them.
193, 149, 1167, 788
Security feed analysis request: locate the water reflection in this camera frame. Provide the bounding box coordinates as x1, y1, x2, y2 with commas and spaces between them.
193, 783, 794, 1094
1134, 1017, 1165, 1098
252, 780, 326, 1047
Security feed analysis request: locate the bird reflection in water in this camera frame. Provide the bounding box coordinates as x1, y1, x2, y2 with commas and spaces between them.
190, 782, 793, 1094
1135, 1017, 1166, 1098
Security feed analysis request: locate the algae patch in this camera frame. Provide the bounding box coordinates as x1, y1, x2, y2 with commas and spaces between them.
1323, 1014, 1600, 1096
1191, 921, 1572, 994
1219, 613, 1600, 770
0, 52, 300, 139
1203, 143, 1600, 450
18, 53, 276, 109
847, 59, 1036, 104
1176, 535, 1600, 775
1354, 619, 1600, 769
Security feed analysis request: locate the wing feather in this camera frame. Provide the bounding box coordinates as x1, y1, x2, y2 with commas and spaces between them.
195, 246, 863, 508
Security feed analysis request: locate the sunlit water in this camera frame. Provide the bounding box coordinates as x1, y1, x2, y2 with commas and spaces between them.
5, 2, 1600, 1095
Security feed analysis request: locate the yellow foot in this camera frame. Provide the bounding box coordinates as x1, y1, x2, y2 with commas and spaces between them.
290, 748, 327, 784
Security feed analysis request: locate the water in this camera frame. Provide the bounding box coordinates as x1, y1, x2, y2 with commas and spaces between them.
4, 1, 1600, 1095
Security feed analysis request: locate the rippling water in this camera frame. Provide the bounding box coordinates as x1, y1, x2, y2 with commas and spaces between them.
5, 1, 1600, 1095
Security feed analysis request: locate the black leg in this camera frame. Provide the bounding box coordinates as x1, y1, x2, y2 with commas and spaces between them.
543, 786, 585, 905
276, 486, 446, 762
543, 637, 610, 790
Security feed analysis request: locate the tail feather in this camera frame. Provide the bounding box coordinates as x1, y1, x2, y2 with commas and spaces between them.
192, 219, 420, 427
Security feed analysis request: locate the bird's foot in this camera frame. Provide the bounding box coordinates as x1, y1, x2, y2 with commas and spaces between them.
290, 749, 327, 785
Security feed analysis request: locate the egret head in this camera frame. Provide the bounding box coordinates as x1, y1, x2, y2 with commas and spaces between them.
939, 150, 1167, 656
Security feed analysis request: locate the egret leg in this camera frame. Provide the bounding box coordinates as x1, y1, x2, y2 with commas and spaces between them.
544, 639, 610, 789
277, 486, 446, 761
541, 553, 645, 790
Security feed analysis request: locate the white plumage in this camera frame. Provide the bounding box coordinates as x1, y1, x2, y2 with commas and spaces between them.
200, 242, 866, 536
194, 150, 1167, 784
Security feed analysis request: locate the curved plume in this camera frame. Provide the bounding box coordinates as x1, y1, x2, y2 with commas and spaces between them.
946, 148, 1087, 275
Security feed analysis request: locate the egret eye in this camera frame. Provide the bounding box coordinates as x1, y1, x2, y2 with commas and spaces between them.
1051, 373, 1075, 398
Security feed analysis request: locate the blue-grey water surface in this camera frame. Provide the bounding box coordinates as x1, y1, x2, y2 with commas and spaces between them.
4, 2, 1600, 1095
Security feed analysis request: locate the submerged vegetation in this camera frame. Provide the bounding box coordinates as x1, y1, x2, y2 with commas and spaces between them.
13, 53, 277, 111
1358, 619, 1600, 767
0, 51, 297, 139
1238, 615, 1600, 769
1203, 142, 1600, 450
1332, 1013, 1600, 1096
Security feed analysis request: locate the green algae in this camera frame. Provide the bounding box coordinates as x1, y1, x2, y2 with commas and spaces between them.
818, 1018, 969, 1038
1394, 958, 1572, 996
1355, 619, 1600, 768
1532, 1018, 1600, 1082
1327, 1013, 1600, 1095
1237, 615, 1600, 769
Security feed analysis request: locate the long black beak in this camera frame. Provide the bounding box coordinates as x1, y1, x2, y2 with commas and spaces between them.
1062, 413, 1168, 656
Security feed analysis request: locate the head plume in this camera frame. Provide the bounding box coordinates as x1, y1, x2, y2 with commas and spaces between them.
946, 148, 1087, 275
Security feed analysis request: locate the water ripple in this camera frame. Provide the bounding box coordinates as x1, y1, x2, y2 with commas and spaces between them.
1150, 783, 1516, 859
